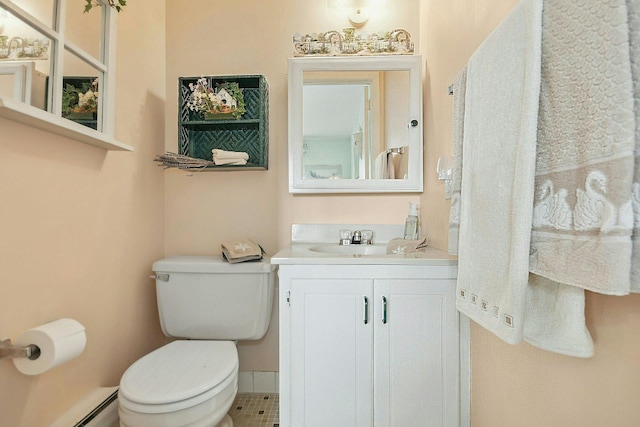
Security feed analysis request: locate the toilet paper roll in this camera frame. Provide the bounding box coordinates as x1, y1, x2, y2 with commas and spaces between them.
13, 318, 86, 376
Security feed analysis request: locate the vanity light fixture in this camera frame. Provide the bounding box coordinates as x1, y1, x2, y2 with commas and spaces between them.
328, 0, 385, 27
347, 5, 369, 27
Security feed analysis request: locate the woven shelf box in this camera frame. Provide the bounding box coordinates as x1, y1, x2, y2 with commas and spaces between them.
179, 76, 264, 122
178, 75, 269, 170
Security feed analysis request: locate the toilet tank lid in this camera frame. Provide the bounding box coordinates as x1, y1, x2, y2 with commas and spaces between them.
152, 256, 275, 273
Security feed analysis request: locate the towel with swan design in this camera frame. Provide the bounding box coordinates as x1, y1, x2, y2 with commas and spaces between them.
453, 0, 639, 357
529, 0, 637, 296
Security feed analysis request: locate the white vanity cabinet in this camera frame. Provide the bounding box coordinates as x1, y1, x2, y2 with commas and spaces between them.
278, 263, 460, 427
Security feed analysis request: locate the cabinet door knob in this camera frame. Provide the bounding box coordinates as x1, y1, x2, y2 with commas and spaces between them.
382, 296, 388, 324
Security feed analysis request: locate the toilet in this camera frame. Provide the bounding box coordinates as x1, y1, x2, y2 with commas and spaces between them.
118, 256, 275, 427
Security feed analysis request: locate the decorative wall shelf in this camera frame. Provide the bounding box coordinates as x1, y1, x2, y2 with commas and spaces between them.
178, 75, 269, 170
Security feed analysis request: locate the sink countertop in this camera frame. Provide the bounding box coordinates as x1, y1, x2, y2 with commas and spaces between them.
271, 243, 458, 265
272, 224, 458, 266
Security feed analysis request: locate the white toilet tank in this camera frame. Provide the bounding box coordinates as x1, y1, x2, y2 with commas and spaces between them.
152, 256, 276, 340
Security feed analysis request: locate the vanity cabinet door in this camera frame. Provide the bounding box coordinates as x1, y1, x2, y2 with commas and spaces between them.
279, 265, 461, 427
373, 279, 459, 427
289, 278, 374, 427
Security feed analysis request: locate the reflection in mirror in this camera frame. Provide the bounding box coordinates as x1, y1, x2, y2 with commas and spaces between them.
303, 70, 410, 181
0, 3, 51, 111
0, 68, 18, 99
65, 0, 101, 59
4, 0, 54, 28
303, 82, 368, 180
289, 55, 423, 193
62, 48, 101, 130
0, 0, 118, 144
0, 62, 24, 101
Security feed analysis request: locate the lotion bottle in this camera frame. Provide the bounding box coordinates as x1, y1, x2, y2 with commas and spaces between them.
403, 202, 420, 240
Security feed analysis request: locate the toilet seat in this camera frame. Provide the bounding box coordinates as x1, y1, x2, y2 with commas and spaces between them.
119, 340, 238, 414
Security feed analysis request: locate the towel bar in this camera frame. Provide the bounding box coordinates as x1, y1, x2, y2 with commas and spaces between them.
386, 147, 405, 154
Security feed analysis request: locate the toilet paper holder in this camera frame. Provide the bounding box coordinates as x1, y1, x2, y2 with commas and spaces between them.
0, 338, 41, 361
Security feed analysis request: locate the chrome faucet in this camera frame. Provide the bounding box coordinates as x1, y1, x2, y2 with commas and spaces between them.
339, 229, 373, 245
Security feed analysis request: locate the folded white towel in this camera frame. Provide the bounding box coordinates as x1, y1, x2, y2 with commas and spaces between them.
212, 149, 249, 160
213, 158, 247, 166
221, 238, 264, 264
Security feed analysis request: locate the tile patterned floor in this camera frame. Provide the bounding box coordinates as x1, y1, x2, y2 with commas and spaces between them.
228, 393, 279, 427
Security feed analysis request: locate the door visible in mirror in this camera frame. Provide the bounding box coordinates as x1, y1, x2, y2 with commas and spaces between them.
303, 80, 371, 180
289, 56, 423, 193
303, 69, 411, 181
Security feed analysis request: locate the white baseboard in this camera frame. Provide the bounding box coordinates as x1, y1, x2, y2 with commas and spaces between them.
49, 387, 119, 427
238, 371, 279, 393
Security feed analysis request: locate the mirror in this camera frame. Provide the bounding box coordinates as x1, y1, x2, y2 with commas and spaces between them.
288, 55, 423, 193
0, 3, 51, 111
0, 0, 116, 138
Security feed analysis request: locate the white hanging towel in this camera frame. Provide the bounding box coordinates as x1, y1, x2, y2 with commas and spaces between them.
448, 67, 466, 256
454, 0, 638, 357
373, 151, 387, 179
456, 0, 542, 345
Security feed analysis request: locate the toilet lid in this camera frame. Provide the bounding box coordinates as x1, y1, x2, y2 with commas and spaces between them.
119, 340, 237, 406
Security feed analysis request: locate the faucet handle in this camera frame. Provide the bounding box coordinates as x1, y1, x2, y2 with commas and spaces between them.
361, 229, 373, 245
339, 229, 353, 245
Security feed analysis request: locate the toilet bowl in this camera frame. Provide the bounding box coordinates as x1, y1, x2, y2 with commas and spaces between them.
118, 256, 275, 427
118, 340, 238, 427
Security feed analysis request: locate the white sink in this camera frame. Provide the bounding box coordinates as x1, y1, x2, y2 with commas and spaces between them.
308, 244, 388, 256
272, 225, 457, 265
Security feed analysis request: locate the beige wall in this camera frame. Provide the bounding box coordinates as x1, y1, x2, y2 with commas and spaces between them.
167, 0, 640, 424
167, 1, 640, 424
423, 0, 640, 426
2, 0, 638, 425
165, 0, 422, 373
0, 1, 167, 425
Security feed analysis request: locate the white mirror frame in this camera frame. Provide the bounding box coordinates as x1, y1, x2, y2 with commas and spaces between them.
288, 55, 423, 193
0, 0, 131, 151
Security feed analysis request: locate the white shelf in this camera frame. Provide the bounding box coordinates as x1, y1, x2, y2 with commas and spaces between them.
0, 96, 133, 152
